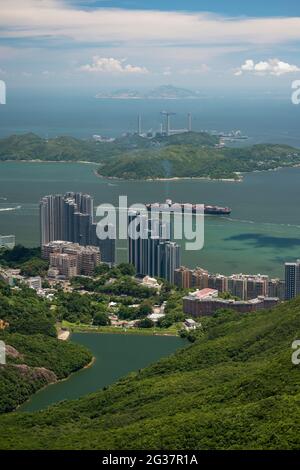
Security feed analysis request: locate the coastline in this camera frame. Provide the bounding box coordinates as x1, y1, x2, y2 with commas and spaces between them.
13, 325, 95, 412
57, 329, 70, 341
65, 321, 180, 337
94, 168, 243, 183
2, 159, 300, 183
16, 355, 95, 412
0, 159, 99, 165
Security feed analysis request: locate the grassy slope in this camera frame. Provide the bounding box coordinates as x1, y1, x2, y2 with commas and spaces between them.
1, 298, 300, 449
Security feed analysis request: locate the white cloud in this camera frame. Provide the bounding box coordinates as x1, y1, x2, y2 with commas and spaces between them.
80, 57, 148, 74
180, 64, 211, 75
2, 1, 300, 47
3, 1, 300, 86
21, 71, 32, 77
162, 67, 172, 76
235, 58, 300, 76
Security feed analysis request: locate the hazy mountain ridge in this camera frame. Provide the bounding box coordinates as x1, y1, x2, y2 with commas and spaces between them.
96, 85, 202, 100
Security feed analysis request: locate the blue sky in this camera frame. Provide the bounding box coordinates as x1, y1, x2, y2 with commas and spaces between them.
1, 1, 300, 93
74, 1, 300, 16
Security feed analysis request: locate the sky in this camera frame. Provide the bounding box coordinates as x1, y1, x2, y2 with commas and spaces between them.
1, 0, 300, 93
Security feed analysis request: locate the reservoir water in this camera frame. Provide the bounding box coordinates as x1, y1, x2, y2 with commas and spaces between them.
20, 333, 186, 412
1, 162, 300, 277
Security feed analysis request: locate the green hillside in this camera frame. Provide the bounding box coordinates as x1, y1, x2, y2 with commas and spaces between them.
1, 298, 300, 449
99, 143, 300, 180
0, 131, 217, 163
0, 281, 92, 412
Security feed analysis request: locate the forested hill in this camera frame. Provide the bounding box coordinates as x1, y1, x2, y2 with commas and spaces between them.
0, 131, 218, 162
1, 297, 300, 449
99, 143, 300, 180
1, 133, 299, 181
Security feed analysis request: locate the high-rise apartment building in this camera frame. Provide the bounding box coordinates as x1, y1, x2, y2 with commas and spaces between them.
285, 260, 300, 300
157, 241, 181, 284
90, 222, 116, 265
128, 210, 180, 283
40, 192, 115, 264
268, 279, 285, 299
40, 192, 93, 246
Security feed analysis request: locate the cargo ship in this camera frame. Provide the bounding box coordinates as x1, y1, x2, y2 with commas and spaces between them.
145, 200, 231, 215
204, 205, 231, 215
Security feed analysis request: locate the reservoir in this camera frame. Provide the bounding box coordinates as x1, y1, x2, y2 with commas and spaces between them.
20, 333, 186, 412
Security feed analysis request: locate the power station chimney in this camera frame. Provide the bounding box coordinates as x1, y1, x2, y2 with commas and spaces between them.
166, 114, 171, 136
188, 113, 192, 132
138, 114, 142, 135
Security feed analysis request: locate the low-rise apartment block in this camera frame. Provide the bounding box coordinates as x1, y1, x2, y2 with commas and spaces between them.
43, 241, 100, 278
183, 288, 279, 317
174, 266, 285, 300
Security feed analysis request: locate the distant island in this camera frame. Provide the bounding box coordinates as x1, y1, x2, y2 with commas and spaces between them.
96, 85, 203, 100
0, 132, 300, 182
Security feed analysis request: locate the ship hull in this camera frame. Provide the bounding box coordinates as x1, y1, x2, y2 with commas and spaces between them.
145, 201, 231, 216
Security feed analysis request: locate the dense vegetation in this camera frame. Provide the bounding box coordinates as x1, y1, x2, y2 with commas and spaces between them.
2, 132, 299, 181
1, 296, 300, 449
0, 283, 55, 336
0, 245, 49, 277
99, 143, 300, 180
0, 282, 92, 412
1, 133, 299, 181
0, 131, 217, 163
0, 133, 101, 162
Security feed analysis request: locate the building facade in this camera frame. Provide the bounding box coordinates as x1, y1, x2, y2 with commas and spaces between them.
128, 210, 180, 283
40, 192, 115, 264
285, 260, 300, 300
174, 266, 285, 300
183, 288, 279, 317
43, 241, 100, 278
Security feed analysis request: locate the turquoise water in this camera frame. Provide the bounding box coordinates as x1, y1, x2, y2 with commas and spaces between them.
1, 161, 300, 277
20, 333, 186, 412
1, 93, 300, 146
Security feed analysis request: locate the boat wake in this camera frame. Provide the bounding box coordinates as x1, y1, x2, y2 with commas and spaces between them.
226, 217, 300, 229
0, 205, 21, 212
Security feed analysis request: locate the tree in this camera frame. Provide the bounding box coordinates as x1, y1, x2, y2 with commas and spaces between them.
137, 318, 154, 329
117, 306, 136, 320
20, 258, 49, 277
94, 263, 110, 276
93, 312, 110, 326
137, 300, 153, 318
0, 245, 41, 266
117, 263, 136, 276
